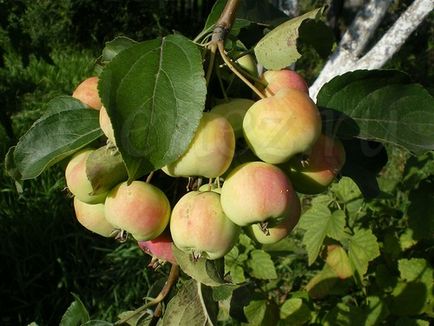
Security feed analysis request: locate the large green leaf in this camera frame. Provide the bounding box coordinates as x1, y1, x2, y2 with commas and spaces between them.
59, 293, 90, 326
99, 34, 206, 181
161, 280, 217, 326
172, 245, 225, 287
348, 229, 380, 280
247, 249, 277, 280
298, 205, 347, 265
317, 70, 434, 154
254, 7, 325, 69
12, 96, 102, 180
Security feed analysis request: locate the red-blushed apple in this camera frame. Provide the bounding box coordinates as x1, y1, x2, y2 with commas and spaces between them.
65, 149, 108, 204
138, 232, 177, 265
211, 98, 255, 139
247, 192, 301, 244
261, 69, 309, 96
170, 190, 240, 260
73, 197, 116, 237
243, 88, 322, 164
99, 106, 116, 145
162, 112, 235, 178
72, 76, 102, 110
283, 134, 346, 194
104, 181, 171, 241
220, 161, 298, 230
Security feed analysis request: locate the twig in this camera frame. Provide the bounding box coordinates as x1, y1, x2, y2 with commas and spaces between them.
115, 264, 180, 325
309, 0, 433, 101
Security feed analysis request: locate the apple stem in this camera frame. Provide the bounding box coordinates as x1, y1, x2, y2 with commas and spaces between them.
217, 42, 266, 100
192, 250, 202, 262
145, 171, 154, 183
115, 229, 129, 242
205, 43, 217, 86
259, 222, 270, 236
114, 263, 180, 325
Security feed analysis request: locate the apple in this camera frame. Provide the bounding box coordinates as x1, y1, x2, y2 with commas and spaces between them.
247, 192, 301, 244
170, 190, 240, 260
261, 69, 309, 96
234, 53, 258, 78
283, 134, 346, 194
65, 149, 108, 204
72, 76, 102, 110
243, 88, 322, 164
104, 181, 171, 241
138, 232, 177, 265
99, 106, 116, 145
162, 112, 235, 178
220, 161, 298, 230
211, 98, 255, 139
73, 197, 116, 237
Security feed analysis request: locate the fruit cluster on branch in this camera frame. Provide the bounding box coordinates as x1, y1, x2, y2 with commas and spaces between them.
67, 64, 346, 266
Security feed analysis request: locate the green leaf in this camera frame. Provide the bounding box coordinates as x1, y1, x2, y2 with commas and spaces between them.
212, 284, 239, 301
13, 97, 102, 180
305, 264, 339, 299
247, 249, 277, 280
407, 180, 434, 240
172, 245, 225, 287
348, 229, 380, 279
244, 300, 279, 326
401, 151, 434, 190
5, 146, 22, 182
199, 0, 251, 39
317, 70, 434, 154
102, 36, 138, 63
99, 34, 206, 181
331, 176, 362, 203
254, 7, 325, 69
323, 302, 365, 326
363, 296, 389, 325
244, 300, 267, 325
280, 298, 312, 325
298, 205, 347, 265
60, 293, 90, 326
224, 246, 247, 283
396, 258, 434, 316
161, 280, 217, 326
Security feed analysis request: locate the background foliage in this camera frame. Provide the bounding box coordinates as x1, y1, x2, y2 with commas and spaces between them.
0, 0, 433, 325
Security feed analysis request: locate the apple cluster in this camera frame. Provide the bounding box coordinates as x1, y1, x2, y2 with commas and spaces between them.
66, 66, 346, 265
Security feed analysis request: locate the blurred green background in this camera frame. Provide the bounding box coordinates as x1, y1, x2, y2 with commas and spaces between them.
0, 0, 432, 325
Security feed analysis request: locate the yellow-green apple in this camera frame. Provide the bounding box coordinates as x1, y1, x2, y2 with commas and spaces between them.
99, 106, 116, 145
220, 161, 298, 232
104, 181, 171, 241
243, 88, 322, 164
73, 197, 116, 237
170, 190, 240, 260
283, 134, 346, 194
72, 76, 102, 110
138, 232, 177, 265
234, 53, 258, 78
211, 98, 255, 139
247, 192, 301, 244
65, 149, 108, 204
162, 112, 235, 178
260, 69, 309, 96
